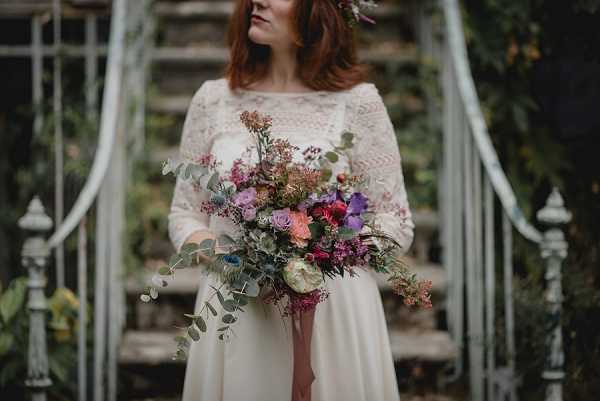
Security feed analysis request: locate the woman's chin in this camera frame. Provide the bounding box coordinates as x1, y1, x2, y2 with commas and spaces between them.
248, 30, 271, 46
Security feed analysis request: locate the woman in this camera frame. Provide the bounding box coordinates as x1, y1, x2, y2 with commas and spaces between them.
168, 0, 415, 400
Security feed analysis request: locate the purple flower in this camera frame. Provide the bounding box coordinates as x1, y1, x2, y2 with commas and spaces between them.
242, 206, 257, 221
297, 193, 319, 211
344, 215, 364, 231
347, 192, 368, 215
233, 187, 257, 208
271, 208, 292, 231
318, 190, 338, 204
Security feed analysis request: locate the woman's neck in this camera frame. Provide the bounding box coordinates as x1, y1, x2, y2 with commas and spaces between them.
250, 47, 313, 93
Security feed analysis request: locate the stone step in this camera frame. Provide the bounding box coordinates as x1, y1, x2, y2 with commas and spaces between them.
129, 394, 461, 401
152, 45, 417, 66
153, 1, 415, 48
389, 329, 458, 362
127, 259, 444, 331
119, 327, 457, 365
155, 1, 407, 20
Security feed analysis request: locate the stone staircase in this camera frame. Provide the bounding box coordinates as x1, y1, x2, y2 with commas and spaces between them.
119, 1, 457, 399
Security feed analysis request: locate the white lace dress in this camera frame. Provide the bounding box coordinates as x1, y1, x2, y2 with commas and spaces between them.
168, 78, 415, 401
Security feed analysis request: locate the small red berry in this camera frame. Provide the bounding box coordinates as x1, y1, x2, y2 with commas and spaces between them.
336, 173, 346, 183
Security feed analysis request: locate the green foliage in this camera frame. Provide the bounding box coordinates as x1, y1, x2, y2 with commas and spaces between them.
382, 56, 442, 210
463, 1, 600, 399
0, 277, 88, 400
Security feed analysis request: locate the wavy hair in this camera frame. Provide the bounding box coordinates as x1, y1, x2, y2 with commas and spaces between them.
224, 0, 371, 91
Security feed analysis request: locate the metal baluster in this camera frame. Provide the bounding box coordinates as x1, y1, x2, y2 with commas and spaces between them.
442, 51, 465, 383
537, 188, 571, 401
53, 0, 65, 288
501, 210, 518, 401
464, 123, 484, 401
32, 15, 43, 138
78, 218, 88, 401
86, 14, 98, 125
19, 197, 53, 401
94, 187, 108, 401
484, 176, 495, 401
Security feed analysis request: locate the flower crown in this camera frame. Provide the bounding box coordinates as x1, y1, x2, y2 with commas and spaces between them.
337, 0, 378, 27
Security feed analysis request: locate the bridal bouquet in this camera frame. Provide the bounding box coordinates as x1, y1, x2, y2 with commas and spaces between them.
141, 110, 432, 360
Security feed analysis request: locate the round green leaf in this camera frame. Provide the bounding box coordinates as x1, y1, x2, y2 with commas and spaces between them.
222, 314, 237, 324
325, 151, 339, 163
188, 326, 200, 341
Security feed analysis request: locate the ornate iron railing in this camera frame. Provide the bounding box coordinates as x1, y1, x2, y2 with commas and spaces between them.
8, 1, 151, 400
439, 1, 571, 401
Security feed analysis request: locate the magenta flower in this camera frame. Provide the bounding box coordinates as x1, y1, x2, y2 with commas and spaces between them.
270, 208, 292, 231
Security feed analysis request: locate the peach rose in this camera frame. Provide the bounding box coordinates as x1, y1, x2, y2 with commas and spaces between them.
289, 210, 313, 248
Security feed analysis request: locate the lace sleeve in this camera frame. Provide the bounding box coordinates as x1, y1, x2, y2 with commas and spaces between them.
348, 83, 415, 255
168, 81, 212, 252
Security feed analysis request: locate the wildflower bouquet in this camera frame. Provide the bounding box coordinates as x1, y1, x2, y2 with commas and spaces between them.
141, 110, 432, 361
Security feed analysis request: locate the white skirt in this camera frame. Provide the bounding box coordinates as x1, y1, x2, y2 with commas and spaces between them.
182, 268, 401, 401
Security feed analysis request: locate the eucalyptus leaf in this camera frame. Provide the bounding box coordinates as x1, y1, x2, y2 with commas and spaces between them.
207, 172, 220, 191
184, 163, 195, 179
173, 349, 187, 361
158, 266, 171, 276
217, 326, 229, 332
341, 131, 354, 147
181, 242, 200, 255
325, 151, 339, 163
214, 287, 226, 307
218, 234, 236, 247
232, 293, 248, 306
188, 326, 200, 341
222, 314, 237, 324
243, 280, 260, 298
199, 238, 216, 257
173, 163, 184, 179
205, 302, 218, 316
321, 169, 332, 182
181, 251, 193, 267
169, 254, 182, 269
222, 300, 237, 313
195, 316, 207, 333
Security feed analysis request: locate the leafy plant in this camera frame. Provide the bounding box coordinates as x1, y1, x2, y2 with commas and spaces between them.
0, 277, 86, 400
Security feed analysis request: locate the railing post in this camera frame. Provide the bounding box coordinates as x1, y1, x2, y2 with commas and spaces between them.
536, 187, 571, 401
18, 196, 53, 401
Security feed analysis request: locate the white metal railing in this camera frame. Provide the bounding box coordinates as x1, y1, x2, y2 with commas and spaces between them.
9, 1, 150, 400
440, 1, 571, 401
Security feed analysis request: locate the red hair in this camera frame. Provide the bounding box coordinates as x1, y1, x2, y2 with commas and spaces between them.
224, 0, 372, 92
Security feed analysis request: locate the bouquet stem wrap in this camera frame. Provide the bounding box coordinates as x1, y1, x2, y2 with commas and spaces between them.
291, 308, 316, 401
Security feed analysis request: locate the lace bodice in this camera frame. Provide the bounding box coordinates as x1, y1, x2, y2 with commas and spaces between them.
168, 78, 415, 255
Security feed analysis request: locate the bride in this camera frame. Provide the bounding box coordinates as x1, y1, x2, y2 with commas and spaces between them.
167, 0, 415, 400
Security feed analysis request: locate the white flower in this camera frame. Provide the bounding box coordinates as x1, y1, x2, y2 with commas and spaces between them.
282, 258, 324, 294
